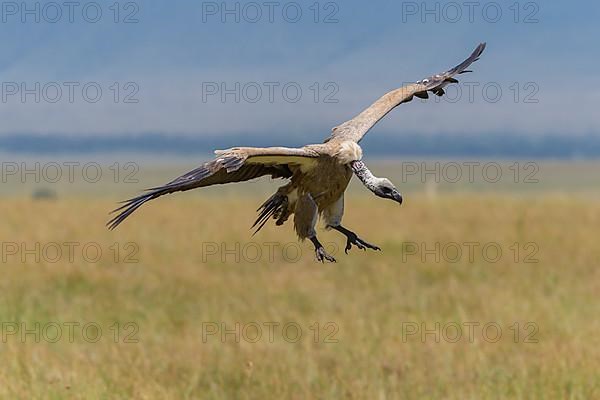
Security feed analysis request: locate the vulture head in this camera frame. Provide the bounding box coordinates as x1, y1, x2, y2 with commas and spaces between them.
373, 178, 403, 204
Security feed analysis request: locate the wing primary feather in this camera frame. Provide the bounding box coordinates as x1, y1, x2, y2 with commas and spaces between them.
325, 42, 486, 143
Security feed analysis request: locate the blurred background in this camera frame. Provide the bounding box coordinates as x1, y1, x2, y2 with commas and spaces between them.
1, 1, 599, 398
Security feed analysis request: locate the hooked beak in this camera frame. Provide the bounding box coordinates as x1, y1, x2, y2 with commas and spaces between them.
393, 192, 403, 205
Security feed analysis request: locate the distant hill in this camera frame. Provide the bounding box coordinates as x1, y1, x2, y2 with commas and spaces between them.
1, 133, 599, 159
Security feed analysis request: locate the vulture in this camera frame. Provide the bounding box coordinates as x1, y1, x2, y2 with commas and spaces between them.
108, 43, 486, 262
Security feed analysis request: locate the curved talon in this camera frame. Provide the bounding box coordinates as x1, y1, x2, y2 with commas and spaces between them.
316, 247, 336, 263
311, 236, 336, 263
330, 225, 381, 255
345, 233, 380, 253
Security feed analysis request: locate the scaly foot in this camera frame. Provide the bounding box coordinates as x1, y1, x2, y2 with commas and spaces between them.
316, 246, 336, 263
310, 236, 336, 263
344, 233, 381, 254
330, 225, 381, 254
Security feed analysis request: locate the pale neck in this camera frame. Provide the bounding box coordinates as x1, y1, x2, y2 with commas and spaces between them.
350, 160, 379, 192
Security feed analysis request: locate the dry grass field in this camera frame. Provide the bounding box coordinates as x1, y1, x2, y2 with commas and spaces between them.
1, 161, 599, 398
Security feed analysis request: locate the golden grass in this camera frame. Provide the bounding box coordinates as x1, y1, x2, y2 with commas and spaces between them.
1, 193, 600, 399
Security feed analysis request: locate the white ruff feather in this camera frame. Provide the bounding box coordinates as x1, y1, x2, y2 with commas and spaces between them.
335, 141, 363, 164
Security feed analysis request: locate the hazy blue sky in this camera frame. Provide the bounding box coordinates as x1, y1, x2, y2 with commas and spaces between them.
0, 0, 597, 139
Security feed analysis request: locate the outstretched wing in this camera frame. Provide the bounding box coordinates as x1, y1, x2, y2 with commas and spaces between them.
326, 42, 486, 143
107, 146, 319, 230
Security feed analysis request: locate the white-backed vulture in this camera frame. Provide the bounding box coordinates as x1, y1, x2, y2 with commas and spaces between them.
108, 43, 486, 262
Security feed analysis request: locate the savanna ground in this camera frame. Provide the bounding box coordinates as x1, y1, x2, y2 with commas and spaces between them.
1, 159, 599, 399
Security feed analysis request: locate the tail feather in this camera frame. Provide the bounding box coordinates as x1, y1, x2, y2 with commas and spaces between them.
251, 193, 287, 235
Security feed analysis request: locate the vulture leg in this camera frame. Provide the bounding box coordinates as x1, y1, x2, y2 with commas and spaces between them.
331, 225, 381, 254
295, 193, 336, 263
